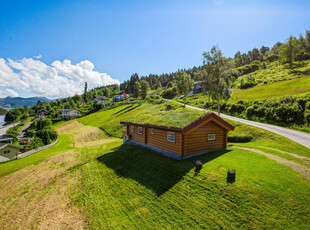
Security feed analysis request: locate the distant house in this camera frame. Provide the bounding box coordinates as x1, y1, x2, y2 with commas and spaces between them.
0, 143, 19, 162
36, 109, 49, 118
59, 109, 81, 120
121, 113, 234, 160
113, 95, 125, 102
93, 95, 109, 105
193, 81, 203, 94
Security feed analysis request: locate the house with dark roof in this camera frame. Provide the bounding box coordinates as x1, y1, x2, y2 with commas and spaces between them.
193, 81, 203, 94
120, 113, 234, 159
36, 109, 49, 118
59, 109, 81, 120
0, 143, 19, 162
93, 95, 109, 105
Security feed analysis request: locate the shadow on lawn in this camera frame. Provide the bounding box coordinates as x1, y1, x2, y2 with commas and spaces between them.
97, 144, 230, 196
113, 104, 142, 116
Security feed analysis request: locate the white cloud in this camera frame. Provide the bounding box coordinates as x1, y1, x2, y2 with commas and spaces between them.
33, 54, 42, 59
0, 57, 120, 98
5, 88, 19, 97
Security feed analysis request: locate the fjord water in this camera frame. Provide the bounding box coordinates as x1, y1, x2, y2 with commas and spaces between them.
0, 115, 5, 128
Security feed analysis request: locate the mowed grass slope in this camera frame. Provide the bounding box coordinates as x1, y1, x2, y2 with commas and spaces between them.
0, 102, 310, 229
79, 143, 310, 229
77, 102, 310, 229
231, 77, 310, 101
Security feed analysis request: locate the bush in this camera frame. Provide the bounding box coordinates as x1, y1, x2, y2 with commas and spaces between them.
305, 101, 310, 124
51, 118, 62, 124
237, 63, 259, 75
266, 54, 280, 62
26, 129, 36, 137
161, 86, 178, 99
36, 128, 57, 145
240, 81, 257, 89
28, 137, 44, 149
228, 135, 253, 143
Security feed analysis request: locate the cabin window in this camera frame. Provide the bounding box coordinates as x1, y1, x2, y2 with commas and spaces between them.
138, 127, 143, 134
151, 128, 155, 135
167, 132, 175, 142
207, 134, 216, 141
130, 125, 134, 133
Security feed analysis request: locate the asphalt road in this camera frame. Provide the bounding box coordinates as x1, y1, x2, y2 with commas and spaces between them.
182, 103, 310, 150
0, 122, 20, 136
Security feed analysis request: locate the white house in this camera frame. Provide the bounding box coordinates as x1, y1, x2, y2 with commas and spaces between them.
59, 109, 81, 120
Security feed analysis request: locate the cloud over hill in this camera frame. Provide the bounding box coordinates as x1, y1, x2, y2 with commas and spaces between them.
0, 57, 119, 98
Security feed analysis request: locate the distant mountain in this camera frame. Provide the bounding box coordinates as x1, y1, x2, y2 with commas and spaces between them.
0, 96, 52, 109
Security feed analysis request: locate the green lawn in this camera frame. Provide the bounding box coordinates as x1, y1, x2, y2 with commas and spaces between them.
231, 77, 310, 101
77, 142, 310, 229
0, 102, 310, 229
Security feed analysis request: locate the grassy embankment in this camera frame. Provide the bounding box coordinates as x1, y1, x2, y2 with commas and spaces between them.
0, 102, 309, 229
232, 76, 310, 101
235, 60, 310, 86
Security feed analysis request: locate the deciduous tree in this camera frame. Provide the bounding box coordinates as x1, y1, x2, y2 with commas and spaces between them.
140, 80, 150, 99
203, 45, 233, 115
174, 70, 194, 107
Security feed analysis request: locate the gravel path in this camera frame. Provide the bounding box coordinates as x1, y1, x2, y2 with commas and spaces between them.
232, 146, 310, 180
17, 120, 34, 139
180, 103, 310, 150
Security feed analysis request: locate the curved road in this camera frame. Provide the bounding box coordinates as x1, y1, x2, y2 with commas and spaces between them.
182, 103, 310, 150
0, 122, 20, 136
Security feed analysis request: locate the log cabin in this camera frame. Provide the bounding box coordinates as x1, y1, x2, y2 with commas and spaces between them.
120, 112, 234, 160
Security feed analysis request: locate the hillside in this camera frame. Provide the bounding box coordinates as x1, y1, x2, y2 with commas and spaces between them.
0, 102, 309, 229
231, 77, 310, 101
231, 60, 310, 101
0, 96, 52, 109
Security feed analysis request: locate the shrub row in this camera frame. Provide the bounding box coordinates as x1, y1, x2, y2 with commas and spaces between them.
227, 135, 253, 143
203, 93, 310, 127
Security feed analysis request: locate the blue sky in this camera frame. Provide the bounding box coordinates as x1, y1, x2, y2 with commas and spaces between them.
0, 0, 309, 98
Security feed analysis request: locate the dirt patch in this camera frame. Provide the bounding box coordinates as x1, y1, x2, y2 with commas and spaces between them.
259, 146, 310, 162
57, 121, 116, 148
232, 146, 310, 180
0, 151, 88, 229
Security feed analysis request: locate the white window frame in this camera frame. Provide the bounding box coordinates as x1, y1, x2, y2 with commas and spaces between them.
167, 132, 176, 142
151, 128, 155, 135
130, 125, 134, 133
138, 127, 143, 134
207, 134, 216, 141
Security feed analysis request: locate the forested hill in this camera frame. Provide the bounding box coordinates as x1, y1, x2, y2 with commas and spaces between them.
119, 30, 310, 93
0, 96, 52, 109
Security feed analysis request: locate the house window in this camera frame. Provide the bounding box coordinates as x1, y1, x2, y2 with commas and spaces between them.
130, 125, 134, 133
151, 128, 155, 135
167, 132, 175, 142
138, 127, 143, 134
207, 134, 216, 141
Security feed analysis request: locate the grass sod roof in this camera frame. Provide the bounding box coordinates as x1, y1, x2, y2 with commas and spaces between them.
120, 112, 235, 133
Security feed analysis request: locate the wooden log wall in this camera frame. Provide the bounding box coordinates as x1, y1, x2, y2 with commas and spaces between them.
146, 128, 182, 156
183, 121, 226, 156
